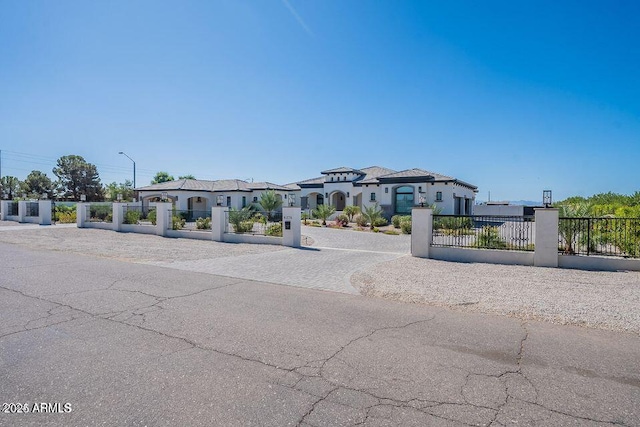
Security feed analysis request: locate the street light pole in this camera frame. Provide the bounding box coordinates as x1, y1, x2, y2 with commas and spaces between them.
118, 151, 136, 189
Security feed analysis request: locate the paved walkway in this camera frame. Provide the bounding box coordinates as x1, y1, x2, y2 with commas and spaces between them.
150, 226, 411, 294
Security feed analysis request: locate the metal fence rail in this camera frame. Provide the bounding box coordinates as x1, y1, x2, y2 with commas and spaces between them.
224, 210, 283, 236
432, 215, 535, 251
25, 202, 39, 217
87, 203, 113, 223
559, 217, 640, 258
7, 202, 18, 216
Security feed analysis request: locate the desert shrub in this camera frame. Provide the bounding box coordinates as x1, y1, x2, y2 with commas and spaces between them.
147, 209, 157, 225
355, 215, 368, 227
373, 217, 388, 227
236, 220, 255, 233
124, 210, 141, 224
90, 205, 111, 221
172, 215, 186, 230
334, 214, 349, 227
474, 226, 507, 249
434, 216, 473, 231
308, 223, 322, 227
400, 217, 412, 234
392, 215, 410, 228
373, 227, 380, 233
196, 217, 211, 230
384, 229, 400, 235
266, 222, 283, 237
57, 211, 77, 223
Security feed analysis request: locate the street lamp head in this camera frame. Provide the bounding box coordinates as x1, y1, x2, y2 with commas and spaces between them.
118, 151, 124, 154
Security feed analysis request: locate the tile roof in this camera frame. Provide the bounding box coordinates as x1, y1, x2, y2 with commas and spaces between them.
320, 166, 364, 174
377, 168, 453, 181
136, 179, 294, 193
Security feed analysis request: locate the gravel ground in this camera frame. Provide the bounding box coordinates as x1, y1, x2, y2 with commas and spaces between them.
351, 255, 640, 334
0, 227, 283, 262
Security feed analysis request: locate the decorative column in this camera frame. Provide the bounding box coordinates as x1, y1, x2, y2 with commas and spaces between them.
155, 202, 171, 237
282, 207, 301, 248
211, 206, 227, 242
39, 200, 52, 225
534, 208, 559, 268
411, 207, 433, 258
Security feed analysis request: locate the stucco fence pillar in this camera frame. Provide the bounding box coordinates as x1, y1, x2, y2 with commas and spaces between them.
211, 206, 228, 242
112, 203, 125, 232
0, 201, 8, 221
39, 200, 52, 225
154, 202, 172, 237
534, 208, 559, 268
76, 203, 87, 227
17, 201, 26, 223
282, 207, 301, 248
411, 207, 433, 258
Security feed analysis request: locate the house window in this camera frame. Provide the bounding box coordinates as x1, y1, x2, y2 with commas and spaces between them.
253, 196, 258, 202
436, 191, 443, 202
343, 176, 346, 181
242, 196, 246, 207
418, 186, 422, 192
317, 194, 324, 205
394, 186, 414, 214
370, 192, 376, 202
226, 196, 231, 206
385, 187, 388, 193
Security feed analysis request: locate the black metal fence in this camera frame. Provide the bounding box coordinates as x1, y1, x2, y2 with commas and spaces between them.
25, 202, 39, 217
432, 215, 535, 251
122, 205, 156, 225
7, 202, 18, 216
86, 203, 112, 223
224, 210, 283, 236
559, 217, 640, 258
170, 209, 212, 231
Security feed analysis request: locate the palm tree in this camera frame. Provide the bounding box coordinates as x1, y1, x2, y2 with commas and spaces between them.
313, 204, 336, 226
558, 203, 591, 254
343, 205, 361, 222
259, 190, 283, 221
362, 203, 383, 230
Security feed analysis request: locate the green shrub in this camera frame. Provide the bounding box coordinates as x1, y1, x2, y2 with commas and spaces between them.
372, 227, 380, 233
355, 215, 368, 227
400, 217, 412, 234
196, 217, 211, 230
474, 226, 507, 249
392, 215, 410, 228
373, 217, 388, 227
124, 210, 141, 224
308, 222, 322, 227
90, 205, 111, 221
384, 229, 400, 235
234, 220, 255, 233
147, 209, 157, 225
343, 205, 361, 222
172, 215, 186, 230
266, 222, 283, 236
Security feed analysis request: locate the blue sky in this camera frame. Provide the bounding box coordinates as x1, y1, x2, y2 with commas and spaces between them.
1, 0, 638, 202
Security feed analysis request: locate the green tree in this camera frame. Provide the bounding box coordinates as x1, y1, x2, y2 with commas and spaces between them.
21, 170, 54, 199
1, 176, 22, 200
312, 204, 336, 226
343, 205, 361, 222
104, 180, 134, 201
178, 174, 196, 180
151, 172, 175, 184
362, 203, 384, 230
557, 203, 591, 254
52, 155, 104, 201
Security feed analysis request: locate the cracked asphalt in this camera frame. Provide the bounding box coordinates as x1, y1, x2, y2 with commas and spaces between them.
1, 242, 640, 426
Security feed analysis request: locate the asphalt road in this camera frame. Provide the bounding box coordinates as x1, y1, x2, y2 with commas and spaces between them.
1, 242, 639, 426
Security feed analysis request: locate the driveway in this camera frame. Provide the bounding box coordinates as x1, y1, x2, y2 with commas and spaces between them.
1, 243, 639, 426
302, 224, 410, 253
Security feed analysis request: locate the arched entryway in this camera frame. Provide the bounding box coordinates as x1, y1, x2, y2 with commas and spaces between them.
331, 191, 346, 211
394, 186, 414, 214
303, 192, 324, 210
187, 195, 209, 219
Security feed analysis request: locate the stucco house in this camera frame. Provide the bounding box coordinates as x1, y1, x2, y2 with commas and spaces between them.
288, 166, 477, 217
135, 179, 297, 216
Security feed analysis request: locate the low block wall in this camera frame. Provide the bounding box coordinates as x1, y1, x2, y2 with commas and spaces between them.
558, 255, 640, 272
120, 224, 157, 235
23, 217, 40, 224
430, 247, 534, 266
84, 222, 114, 230
166, 229, 213, 241
223, 233, 282, 245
